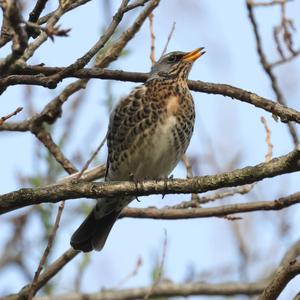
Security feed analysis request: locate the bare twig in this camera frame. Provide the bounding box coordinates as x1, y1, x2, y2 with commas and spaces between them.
75, 136, 107, 180
121, 191, 300, 219
252, 0, 292, 7
25, 21, 71, 41
161, 21, 176, 56
124, 0, 151, 12
37, 0, 92, 25
259, 240, 300, 299
247, 1, 299, 146
33, 128, 77, 174
27, 201, 66, 299
26, 0, 49, 37
28, 0, 49, 23
0, 107, 22, 125
148, 12, 155, 65
270, 48, 300, 67
58, 164, 106, 184
181, 154, 200, 202
144, 230, 167, 299
0, 0, 28, 71
260, 116, 273, 162
117, 257, 143, 287
14, 248, 79, 300
170, 184, 254, 209
46, 0, 130, 85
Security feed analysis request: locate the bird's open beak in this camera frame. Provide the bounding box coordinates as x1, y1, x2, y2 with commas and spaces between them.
183, 47, 206, 62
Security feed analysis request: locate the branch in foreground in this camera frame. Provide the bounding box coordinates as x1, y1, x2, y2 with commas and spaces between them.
29, 241, 300, 300
2, 66, 300, 125
259, 240, 300, 300
120, 191, 300, 219
1, 146, 300, 214
33, 281, 266, 300
7, 248, 79, 300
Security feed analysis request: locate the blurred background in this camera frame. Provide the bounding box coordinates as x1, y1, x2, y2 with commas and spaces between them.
1, 0, 300, 299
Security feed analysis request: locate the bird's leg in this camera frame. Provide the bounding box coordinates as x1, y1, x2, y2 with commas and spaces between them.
129, 173, 141, 202
157, 174, 173, 199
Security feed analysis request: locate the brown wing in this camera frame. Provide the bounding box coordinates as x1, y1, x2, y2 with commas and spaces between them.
105, 84, 157, 178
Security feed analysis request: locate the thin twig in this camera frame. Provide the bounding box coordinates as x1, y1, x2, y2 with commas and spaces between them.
75, 135, 107, 180
252, 0, 292, 7
144, 230, 167, 299
161, 21, 176, 56
270, 49, 300, 67
247, 1, 299, 146
181, 154, 200, 202
26, 0, 49, 37
16, 248, 79, 299
260, 116, 273, 162
148, 12, 155, 65
117, 257, 143, 287
47, 0, 132, 85
121, 191, 300, 219
259, 240, 300, 299
0, 107, 22, 125
27, 201, 66, 299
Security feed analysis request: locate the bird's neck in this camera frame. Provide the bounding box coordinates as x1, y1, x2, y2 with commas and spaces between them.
146, 76, 190, 102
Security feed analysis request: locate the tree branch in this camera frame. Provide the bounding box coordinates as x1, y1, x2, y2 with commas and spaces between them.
1, 146, 300, 214
24, 281, 267, 300
247, 1, 299, 145
1, 67, 300, 125
259, 240, 300, 299
120, 191, 300, 219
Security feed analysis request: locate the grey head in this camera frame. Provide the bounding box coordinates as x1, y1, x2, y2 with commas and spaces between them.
150, 47, 205, 79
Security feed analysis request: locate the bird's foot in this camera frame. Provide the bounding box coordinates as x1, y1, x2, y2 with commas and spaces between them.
129, 173, 141, 202
157, 174, 173, 199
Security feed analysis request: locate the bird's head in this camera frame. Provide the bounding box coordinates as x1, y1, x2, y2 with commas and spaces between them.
150, 47, 205, 79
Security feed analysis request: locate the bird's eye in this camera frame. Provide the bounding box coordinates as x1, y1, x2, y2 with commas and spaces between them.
168, 55, 177, 62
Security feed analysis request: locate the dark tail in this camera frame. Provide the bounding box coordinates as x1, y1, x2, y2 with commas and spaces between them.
70, 209, 120, 252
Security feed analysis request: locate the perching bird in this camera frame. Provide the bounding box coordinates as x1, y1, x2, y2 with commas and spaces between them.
71, 48, 205, 252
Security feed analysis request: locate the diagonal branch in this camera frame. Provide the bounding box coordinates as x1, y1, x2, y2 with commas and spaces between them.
0, 0, 28, 71
247, 1, 299, 145
259, 240, 300, 299
46, 0, 130, 85
10, 248, 79, 300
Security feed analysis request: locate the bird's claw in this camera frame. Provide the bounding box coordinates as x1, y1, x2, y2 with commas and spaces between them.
129, 173, 141, 202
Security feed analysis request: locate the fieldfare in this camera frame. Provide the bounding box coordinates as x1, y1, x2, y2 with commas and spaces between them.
71, 48, 206, 252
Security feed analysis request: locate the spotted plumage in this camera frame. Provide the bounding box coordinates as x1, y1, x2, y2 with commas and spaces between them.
71, 48, 205, 252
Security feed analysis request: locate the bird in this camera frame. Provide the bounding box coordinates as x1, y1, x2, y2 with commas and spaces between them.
70, 47, 206, 252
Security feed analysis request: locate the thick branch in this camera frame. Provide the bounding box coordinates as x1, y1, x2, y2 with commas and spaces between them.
1, 147, 300, 214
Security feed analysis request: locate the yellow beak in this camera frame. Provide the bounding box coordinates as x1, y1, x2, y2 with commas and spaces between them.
183, 47, 206, 62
